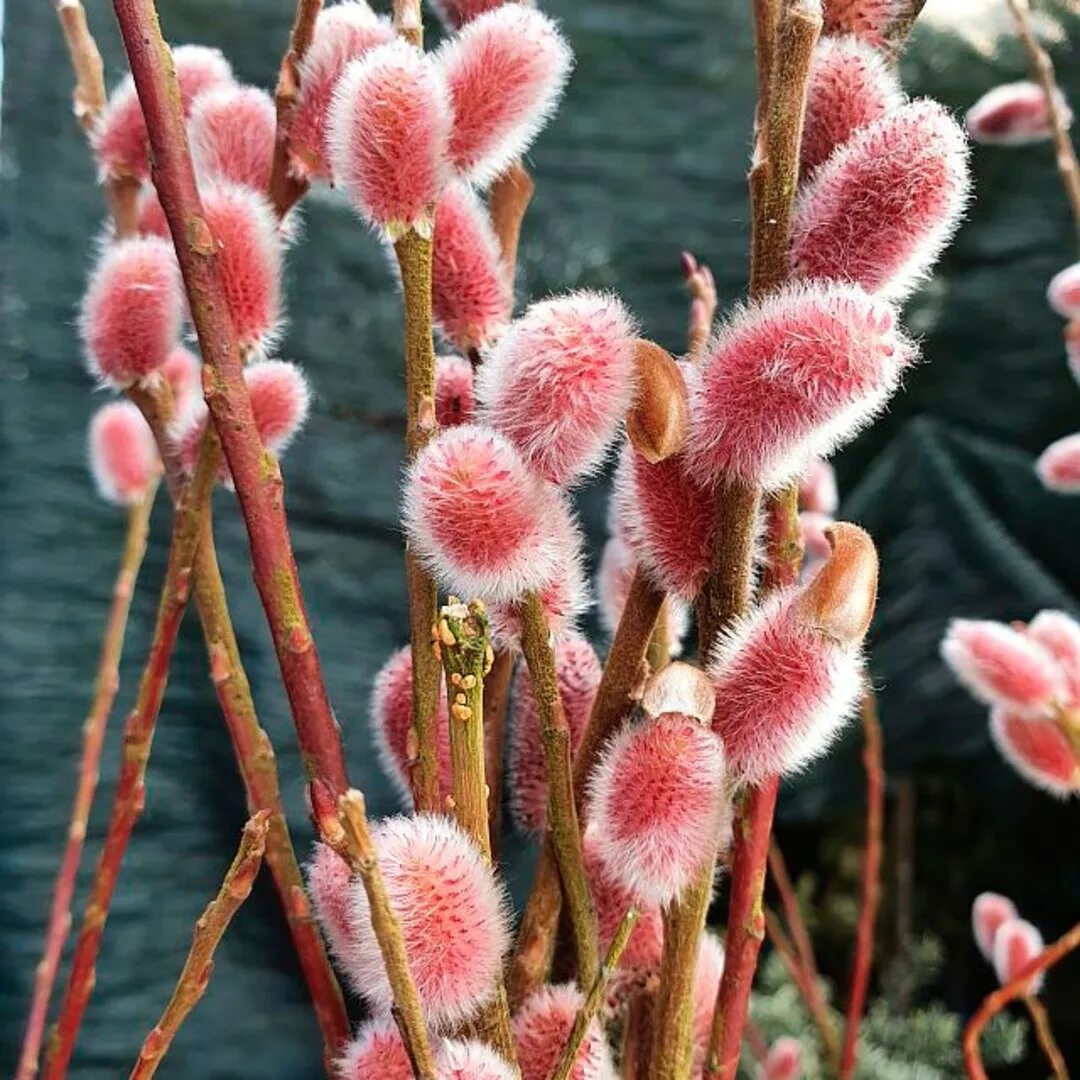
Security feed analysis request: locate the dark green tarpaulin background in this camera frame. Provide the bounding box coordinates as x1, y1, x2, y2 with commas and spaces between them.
2, 0, 1080, 1074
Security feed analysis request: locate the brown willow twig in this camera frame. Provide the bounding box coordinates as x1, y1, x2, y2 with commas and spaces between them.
267, 0, 322, 218
508, 568, 663, 1005
1005, 0, 1080, 238
395, 227, 443, 815
963, 920, 1080, 1079
518, 591, 600, 990
840, 687, 885, 1079
16, 482, 158, 1080
649, 478, 761, 1080
129, 383, 350, 1061
317, 788, 440, 1080
128, 812, 270, 1080
111, 0, 351, 798
1023, 994, 1069, 1080
552, 907, 640, 1080
50, 0, 141, 236
43, 431, 221, 1080
483, 648, 514, 858
701, 6, 820, 1077
763, 909, 841, 1065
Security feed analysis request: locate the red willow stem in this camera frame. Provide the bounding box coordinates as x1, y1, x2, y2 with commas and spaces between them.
43, 434, 221, 1080
840, 687, 885, 1078
963, 921, 1080, 1079
767, 841, 819, 985
16, 484, 158, 1080
1022, 994, 1069, 1080
130, 383, 350, 1062
267, 0, 322, 219
111, 0, 350, 797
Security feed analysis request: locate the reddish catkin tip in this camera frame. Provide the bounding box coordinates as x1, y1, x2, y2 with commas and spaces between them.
200, 181, 283, 349
821, 0, 905, 46
1026, 610, 1080, 706
435, 354, 477, 428
430, 0, 505, 31
88, 401, 161, 505
582, 826, 665, 976
692, 932, 726, 1076
801, 36, 904, 177
588, 711, 728, 906
989, 709, 1080, 799
328, 40, 451, 233
437, 1040, 517, 1080
798, 457, 839, 515
346, 814, 509, 1027
972, 891, 1018, 961
640, 661, 716, 726
338, 1018, 413, 1080
81, 236, 183, 386
477, 291, 639, 487
161, 345, 201, 412
513, 984, 615, 1080
92, 45, 233, 181
189, 84, 276, 191
308, 842, 362, 975
370, 645, 453, 805
290, 3, 396, 183
993, 917, 1046, 993
403, 424, 581, 602
790, 100, 971, 302
941, 619, 1063, 715
1036, 432, 1080, 493
436, 6, 572, 187
508, 632, 602, 833
690, 282, 912, 488
432, 183, 512, 351
709, 577, 871, 786
966, 81, 1073, 146
761, 1036, 804, 1080
1047, 262, 1080, 319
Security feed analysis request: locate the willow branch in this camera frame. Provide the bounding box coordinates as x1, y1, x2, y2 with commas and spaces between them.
129, 381, 349, 1061
16, 484, 158, 1080
1023, 994, 1069, 1080
437, 600, 516, 1062
963, 921, 1080, 1079
764, 909, 841, 1065
840, 687, 885, 1079
112, 0, 350, 799
650, 477, 761, 1080
518, 591, 600, 990
267, 0, 322, 218
393, 225, 443, 815
553, 907, 641, 1080
483, 648, 514, 859
767, 842, 818, 985
698, 6, 820, 1076
43, 431, 221, 1080
1005, 0, 1080, 237
322, 790, 439, 1080
128, 812, 270, 1080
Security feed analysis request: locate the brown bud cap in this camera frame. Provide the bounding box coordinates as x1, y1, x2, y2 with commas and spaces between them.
640, 660, 716, 725
626, 339, 690, 464
795, 522, 878, 647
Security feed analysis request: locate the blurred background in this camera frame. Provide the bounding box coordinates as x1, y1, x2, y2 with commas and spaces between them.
3, 0, 1080, 1075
